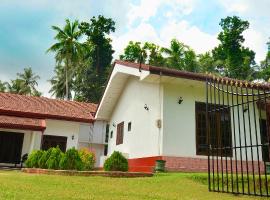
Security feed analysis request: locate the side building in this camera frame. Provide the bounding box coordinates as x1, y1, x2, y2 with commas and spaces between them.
0, 92, 107, 168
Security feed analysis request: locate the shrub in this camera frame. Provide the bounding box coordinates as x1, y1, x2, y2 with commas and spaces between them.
79, 148, 96, 170
38, 148, 53, 169
25, 150, 44, 168
46, 146, 63, 170
59, 147, 83, 170
104, 151, 128, 172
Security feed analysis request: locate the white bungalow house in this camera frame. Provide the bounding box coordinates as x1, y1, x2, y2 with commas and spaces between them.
96, 60, 270, 172
0, 93, 107, 168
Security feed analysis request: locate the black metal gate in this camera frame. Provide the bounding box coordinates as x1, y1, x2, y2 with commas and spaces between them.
206, 77, 270, 197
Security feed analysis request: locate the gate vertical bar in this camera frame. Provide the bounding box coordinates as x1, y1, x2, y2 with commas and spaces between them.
218, 80, 224, 192
245, 85, 256, 195
263, 88, 269, 196
206, 78, 211, 191
213, 79, 219, 192
221, 80, 229, 192
231, 82, 239, 193
240, 84, 250, 194
252, 86, 262, 196
236, 83, 245, 194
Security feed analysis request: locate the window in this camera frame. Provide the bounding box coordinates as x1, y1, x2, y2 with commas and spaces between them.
110, 131, 113, 139
105, 124, 109, 143
104, 144, 108, 156
128, 122, 132, 131
42, 135, 67, 152
195, 102, 232, 156
260, 119, 269, 162
116, 122, 124, 145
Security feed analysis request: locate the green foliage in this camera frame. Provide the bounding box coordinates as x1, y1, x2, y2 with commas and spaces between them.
47, 19, 83, 100
25, 150, 44, 168
46, 147, 63, 170
259, 39, 270, 81
4, 67, 41, 96
198, 52, 216, 73
0, 80, 7, 92
59, 147, 83, 170
120, 41, 146, 63
212, 16, 256, 80
104, 151, 128, 172
79, 148, 96, 170
38, 148, 53, 169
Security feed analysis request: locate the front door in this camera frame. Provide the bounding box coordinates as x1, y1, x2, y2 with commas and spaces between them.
41, 135, 67, 152
0, 131, 24, 164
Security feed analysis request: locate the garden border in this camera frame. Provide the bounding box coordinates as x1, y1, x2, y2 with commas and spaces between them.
21, 168, 153, 178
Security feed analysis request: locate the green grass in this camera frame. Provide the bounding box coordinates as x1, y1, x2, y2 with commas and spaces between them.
0, 170, 268, 200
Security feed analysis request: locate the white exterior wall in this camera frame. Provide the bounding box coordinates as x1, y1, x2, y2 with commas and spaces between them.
44, 119, 80, 150
78, 120, 107, 167
162, 80, 263, 161
107, 76, 163, 159
163, 81, 205, 157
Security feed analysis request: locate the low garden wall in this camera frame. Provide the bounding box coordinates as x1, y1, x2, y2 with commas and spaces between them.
22, 168, 153, 178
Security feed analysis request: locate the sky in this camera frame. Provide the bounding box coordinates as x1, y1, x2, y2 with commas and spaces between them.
0, 0, 269, 97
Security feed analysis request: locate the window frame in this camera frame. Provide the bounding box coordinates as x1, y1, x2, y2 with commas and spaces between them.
116, 122, 124, 145
195, 101, 232, 157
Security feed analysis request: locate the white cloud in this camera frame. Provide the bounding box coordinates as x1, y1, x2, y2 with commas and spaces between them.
159, 20, 218, 54
112, 22, 161, 59
112, 19, 218, 60
244, 28, 267, 62
127, 0, 197, 26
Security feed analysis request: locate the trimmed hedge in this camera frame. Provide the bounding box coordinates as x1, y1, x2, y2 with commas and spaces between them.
25, 147, 95, 171
104, 151, 128, 172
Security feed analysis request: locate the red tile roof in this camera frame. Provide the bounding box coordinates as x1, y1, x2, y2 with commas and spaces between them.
0, 92, 97, 123
114, 60, 270, 90
0, 115, 46, 131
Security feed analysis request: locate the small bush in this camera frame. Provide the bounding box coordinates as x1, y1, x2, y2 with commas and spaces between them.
46, 147, 63, 170
38, 148, 53, 169
59, 147, 83, 170
104, 151, 128, 172
79, 148, 96, 170
25, 150, 44, 168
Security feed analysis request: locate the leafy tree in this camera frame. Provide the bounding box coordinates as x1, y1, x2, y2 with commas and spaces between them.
17, 67, 40, 96
198, 52, 217, 73
79, 15, 115, 74
259, 39, 270, 81
162, 39, 199, 72
212, 16, 256, 80
6, 79, 25, 94
74, 16, 116, 102
120, 41, 147, 63
144, 42, 165, 66
47, 19, 83, 100
0, 80, 7, 92
49, 65, 72, 99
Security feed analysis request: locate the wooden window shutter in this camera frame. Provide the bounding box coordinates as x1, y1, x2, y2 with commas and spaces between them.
116, 122, 124, 145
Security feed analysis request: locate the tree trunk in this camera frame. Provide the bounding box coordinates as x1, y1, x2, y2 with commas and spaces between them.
65, 60, 69, 100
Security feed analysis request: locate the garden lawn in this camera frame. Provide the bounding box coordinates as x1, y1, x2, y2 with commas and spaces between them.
0, 170, 268, 200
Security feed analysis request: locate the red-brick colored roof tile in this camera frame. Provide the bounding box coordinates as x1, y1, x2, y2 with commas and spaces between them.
0, 115, 46, 131
0, 92, 97, 123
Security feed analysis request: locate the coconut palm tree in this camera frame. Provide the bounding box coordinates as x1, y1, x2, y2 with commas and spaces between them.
17, 67, 40, 95
162, 39, 187, 70
47, 19, 83, 100
0, 80, 7, 92
6, 79, 26, 94
49, 65, 72, 99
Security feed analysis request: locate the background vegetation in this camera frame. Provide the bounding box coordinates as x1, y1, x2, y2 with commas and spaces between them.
1, 15, 269, 103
